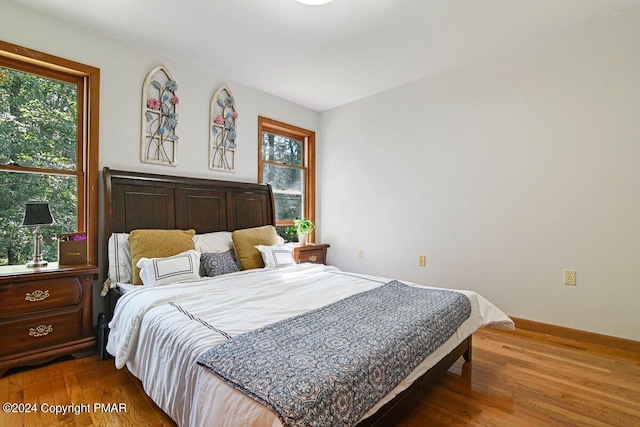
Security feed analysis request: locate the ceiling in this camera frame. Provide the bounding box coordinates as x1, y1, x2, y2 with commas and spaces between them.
12, 0, 640, 111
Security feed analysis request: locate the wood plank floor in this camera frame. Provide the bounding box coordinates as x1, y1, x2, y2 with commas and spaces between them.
1, 327, 638, 426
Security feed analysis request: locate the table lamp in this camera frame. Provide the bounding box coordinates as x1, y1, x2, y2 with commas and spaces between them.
22, 201, 55, 267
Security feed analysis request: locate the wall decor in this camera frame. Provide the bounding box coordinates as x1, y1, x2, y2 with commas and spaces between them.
209, 85, 237, 172
141, 65, 179, 166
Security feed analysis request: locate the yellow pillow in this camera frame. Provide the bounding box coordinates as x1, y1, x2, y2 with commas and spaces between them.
232, 225, 280, 270
129, 229, 196, 285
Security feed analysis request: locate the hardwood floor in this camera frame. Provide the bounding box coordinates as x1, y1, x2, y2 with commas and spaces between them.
1, 327, 638, 426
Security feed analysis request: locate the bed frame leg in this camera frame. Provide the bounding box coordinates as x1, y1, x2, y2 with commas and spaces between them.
463, 335, 472, 362
96, 312, 110, 360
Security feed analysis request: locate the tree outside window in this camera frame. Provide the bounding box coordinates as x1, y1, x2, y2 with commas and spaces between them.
0, 42, 99, 266
258, 117, 315, 242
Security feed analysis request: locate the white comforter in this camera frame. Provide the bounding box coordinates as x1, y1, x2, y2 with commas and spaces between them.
107, 264, 513, 427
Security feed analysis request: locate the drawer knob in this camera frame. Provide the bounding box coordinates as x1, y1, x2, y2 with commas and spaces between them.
29, 324, 53, 337
25, 289, 50, 302
309, 255, 317, 262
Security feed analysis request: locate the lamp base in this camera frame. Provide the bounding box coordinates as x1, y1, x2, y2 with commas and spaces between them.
26, 259, 48, 268
26, 226, 48, 268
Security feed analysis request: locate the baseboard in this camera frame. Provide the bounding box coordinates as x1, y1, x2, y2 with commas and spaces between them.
511, 317, 640, 355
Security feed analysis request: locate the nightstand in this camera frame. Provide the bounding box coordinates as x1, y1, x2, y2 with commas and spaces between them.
293, 243, 330, 265
0, 262, 99, 377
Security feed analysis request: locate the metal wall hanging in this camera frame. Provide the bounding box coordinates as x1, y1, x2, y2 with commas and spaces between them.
209, 85, 237, 172
141, 65, 179, 166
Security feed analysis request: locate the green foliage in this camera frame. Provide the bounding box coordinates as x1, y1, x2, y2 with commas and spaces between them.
261, 132, 304, 222
0, 66, 78, 265
292, 219, 315, 234
276, 225, 297, 243
261, 132, 302, 167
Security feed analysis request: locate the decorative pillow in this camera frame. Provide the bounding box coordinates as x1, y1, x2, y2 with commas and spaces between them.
193, 231, 233, 253
255, 245, 295, 268
231, 225, 280, 270
200, 252, 240, 277
137, 250, 200, 287
108, 233, 131, 283
129, 229, 196, 285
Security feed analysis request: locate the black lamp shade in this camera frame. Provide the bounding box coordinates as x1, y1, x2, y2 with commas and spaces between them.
22, 201, 55, 227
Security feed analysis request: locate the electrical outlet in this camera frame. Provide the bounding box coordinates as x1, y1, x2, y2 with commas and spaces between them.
564, 269, 576, 286
358, 249, 364, 260
418, 255, 426, 267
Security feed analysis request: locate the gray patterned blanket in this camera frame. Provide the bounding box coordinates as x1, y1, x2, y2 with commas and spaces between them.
197, 280, 472, 427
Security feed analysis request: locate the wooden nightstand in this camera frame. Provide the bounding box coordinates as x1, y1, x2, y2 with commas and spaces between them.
293, 243, 330, 265
0, 262, 99, 377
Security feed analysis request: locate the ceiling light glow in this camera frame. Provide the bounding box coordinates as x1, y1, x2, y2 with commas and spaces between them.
296, 0, 334, 5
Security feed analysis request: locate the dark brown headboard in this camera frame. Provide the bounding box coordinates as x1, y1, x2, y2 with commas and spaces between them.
103, 167, 275, 239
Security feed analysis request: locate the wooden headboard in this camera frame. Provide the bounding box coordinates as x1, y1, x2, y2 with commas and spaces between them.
103, 167, 275, 239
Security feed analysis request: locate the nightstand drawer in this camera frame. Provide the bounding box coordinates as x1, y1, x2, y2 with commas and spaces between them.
293, 244, 330, 265
0, 263, 98, 376
0, 308, 82, 358
298, 249, 326, 264
0, 278, 82, 319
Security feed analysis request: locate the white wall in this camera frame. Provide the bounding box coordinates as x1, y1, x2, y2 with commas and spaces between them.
1, 0, 318, 182
319, 9, 640, 340
1, 0, 319, 314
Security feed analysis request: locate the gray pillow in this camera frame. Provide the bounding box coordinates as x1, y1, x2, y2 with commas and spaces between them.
200, 252, 240, 277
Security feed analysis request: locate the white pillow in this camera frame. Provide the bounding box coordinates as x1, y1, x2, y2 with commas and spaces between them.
137, 250, 201, 287
255, 245, 295, 268
108, 233, 132, 284
193, 231, 233, 253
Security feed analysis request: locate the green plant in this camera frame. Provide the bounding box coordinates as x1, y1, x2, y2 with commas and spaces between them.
292, 219, 315, 234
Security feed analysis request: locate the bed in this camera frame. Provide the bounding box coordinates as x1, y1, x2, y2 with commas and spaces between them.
102, 167, 514, 427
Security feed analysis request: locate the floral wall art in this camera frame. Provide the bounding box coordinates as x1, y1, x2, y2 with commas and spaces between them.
141, 65, 179, 166
210, 85, 237, 172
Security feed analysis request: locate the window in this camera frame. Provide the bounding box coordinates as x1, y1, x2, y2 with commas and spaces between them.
0, 41, 99, 266
258, 117, 315, 242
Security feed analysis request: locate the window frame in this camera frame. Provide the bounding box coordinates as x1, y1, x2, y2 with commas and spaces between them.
258, 116, 316, 242
0, 41, 100, 265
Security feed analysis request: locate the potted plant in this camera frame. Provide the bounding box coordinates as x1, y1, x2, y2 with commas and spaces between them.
292, 219, 315, 245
